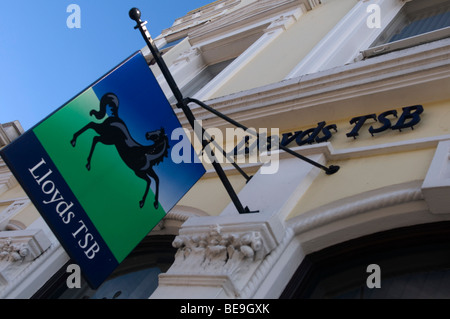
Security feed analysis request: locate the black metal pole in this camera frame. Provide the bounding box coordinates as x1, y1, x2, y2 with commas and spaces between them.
202, 131, 253, 182
129, 8, 256, 214
186, 98, 340, 175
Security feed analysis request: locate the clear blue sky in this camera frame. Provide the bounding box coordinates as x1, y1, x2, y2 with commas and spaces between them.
0, 0, 213, 131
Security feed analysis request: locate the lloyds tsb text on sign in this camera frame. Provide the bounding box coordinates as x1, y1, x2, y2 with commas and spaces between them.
29, 158, 101, 260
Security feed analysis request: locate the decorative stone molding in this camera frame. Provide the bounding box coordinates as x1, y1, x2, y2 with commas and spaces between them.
150, 205, 210, 236
308, 0, 321, 9
0, 238, 30, 263
173, 47, 202, 66
172, 226, 266, 266
0, 121, 24, 148
265, 8, 303, 33
159, 0, 241, 39
289, 181, 424, 237
240, 227, 295, 298
189, 0, 313, 47
167, 229, 266, 297
155, 214, 285, 298
0, 199, 30, 231
0, 230, 50, 264
182, 37, 450, 130
0, 229, 51, 286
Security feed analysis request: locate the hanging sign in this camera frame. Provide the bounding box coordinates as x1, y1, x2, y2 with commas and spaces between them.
0, 51, 205, 288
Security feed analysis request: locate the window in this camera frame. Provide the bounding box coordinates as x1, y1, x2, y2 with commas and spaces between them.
168, 58, 235, 104
159, 37, 186, 53
364, 0, 450, 58
32, 235, 176, 299
281, 222, 450, 299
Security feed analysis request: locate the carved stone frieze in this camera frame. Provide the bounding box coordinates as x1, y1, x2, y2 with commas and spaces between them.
158, 215, 285, 297
0, 229, 51, 286
172, 225, 266, 272
0, 238, 30, 263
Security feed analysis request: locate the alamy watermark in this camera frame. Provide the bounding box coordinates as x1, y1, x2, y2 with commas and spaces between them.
171, 121, 280, 175
66, 263, 81, 288
66, 262, 383, 289
66, 4, 81, 29
366, 4, 381, 29
366, 264, 381, 288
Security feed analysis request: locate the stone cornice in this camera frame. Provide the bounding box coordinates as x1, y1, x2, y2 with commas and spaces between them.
173, 37, 450, 132
159, 0, 242, 41
150, 205, 210, 236
0, 159, 17, 194
188, 0, 314, 47
0, 121, 23, 148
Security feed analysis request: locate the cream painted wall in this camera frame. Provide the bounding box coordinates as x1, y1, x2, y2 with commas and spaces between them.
0, 184, 27, 201
211, 0, 358, 98
0, 202, 9, 213
12, 204, 40, 228
285, 100, 450, 219
288, 147, 435, 219
178, 173, 247, 216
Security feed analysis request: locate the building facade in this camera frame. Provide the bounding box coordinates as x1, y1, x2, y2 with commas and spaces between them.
1, 0, 450, 298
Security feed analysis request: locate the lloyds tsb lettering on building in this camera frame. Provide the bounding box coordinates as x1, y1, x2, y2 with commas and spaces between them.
232, 105, 424, 156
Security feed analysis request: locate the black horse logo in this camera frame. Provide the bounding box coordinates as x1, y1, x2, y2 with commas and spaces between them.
70, 92, 170, 209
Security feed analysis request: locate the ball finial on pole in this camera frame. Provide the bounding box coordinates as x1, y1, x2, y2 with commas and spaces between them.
129, 8, 142, 22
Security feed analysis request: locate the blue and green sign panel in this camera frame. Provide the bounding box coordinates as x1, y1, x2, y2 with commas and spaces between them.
0, 52, 205, 288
